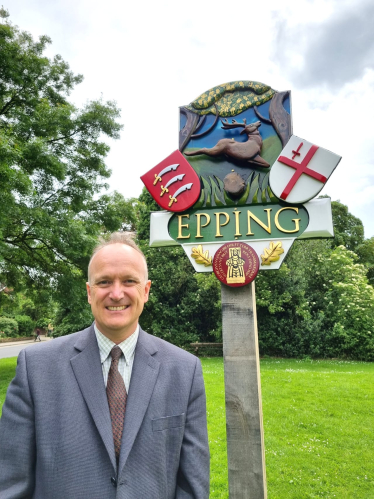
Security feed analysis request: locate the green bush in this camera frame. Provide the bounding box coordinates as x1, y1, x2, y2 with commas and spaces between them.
256, 243, 374, 361
35, 317, 52, 330
52, 314, 93, 337
14, 315, 36, 337
0, 317, 19, 337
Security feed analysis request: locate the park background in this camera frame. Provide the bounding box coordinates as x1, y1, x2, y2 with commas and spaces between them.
1, 3, 374, 497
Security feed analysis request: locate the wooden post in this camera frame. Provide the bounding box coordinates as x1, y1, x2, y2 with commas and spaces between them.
221, 280, 267, 499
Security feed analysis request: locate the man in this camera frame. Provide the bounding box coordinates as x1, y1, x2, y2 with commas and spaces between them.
0, 232, 210, 498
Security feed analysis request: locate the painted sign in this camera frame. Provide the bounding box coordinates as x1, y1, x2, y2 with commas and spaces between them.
141, 80, 341, 279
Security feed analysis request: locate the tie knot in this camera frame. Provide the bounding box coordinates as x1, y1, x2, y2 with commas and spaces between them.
110, 345, 122, 361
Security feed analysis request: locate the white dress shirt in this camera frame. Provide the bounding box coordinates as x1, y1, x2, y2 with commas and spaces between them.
94, 324, 139, 392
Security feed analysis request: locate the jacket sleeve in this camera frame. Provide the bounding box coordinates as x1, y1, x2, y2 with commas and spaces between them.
0, 349, 36, 498
175, 358, 210, 498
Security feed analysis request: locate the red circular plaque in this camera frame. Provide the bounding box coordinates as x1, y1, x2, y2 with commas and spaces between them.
213, 242, 259, 287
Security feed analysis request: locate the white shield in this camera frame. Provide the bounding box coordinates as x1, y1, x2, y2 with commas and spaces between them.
269, 135, 341, 204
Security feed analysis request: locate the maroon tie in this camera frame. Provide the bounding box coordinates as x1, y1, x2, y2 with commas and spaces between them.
106, 346, 127, 461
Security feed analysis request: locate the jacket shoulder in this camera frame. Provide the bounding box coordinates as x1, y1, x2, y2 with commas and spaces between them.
21, 325, 95, 360
139, 328, 199, 364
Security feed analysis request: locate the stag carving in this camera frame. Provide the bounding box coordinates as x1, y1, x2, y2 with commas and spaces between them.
184, 119, 270, 168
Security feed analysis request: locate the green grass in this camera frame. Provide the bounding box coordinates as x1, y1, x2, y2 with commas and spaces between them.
203, 358, 228, 498
0, 357, 18, 409
2, 357, 374, 498
204, 357, 374, 498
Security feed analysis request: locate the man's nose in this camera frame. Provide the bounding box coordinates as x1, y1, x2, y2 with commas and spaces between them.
109, 281, 125, 300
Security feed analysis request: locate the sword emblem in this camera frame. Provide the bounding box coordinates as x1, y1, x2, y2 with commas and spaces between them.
160, 174, 185, 197
153, 163, 179, 185
168, 183, 193, 207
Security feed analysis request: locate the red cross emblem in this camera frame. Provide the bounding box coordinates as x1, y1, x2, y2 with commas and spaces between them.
278, 142, 327, 200
269, 135, 341, 204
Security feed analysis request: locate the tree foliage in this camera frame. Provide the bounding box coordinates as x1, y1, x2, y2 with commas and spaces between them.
256, 222, 374, 360
318, 246, 374, 360
0, 11, 136, 333
329, 199, 364, 251
0, 316, 18, 337
356, 237, 374, 286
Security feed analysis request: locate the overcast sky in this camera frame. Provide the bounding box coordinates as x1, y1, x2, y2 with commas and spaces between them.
6, 0, 374, 238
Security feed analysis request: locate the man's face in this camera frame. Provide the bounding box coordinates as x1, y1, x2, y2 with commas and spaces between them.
86, 244, 151, 342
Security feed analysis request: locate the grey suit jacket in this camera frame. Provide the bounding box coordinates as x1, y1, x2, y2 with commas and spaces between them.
0, 325, 210, 498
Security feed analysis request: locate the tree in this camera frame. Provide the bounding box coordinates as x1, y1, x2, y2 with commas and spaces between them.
329, 199, 364, 251
255, 199, 374, 360
356, 237, 374, 286
0, 10, 136, 332
255, 238, 337, 358
256, 229, 374, 360
313, 245, 374, 360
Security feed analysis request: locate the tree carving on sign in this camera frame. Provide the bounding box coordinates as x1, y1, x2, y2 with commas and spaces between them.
180, 81, 291, 152
179, 80, 292, 206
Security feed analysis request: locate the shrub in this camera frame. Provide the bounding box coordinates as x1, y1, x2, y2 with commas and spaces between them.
35, 317, 52, 329
52, 314, 93, 337
0, 317, 19, 337
15, 315, 36, 336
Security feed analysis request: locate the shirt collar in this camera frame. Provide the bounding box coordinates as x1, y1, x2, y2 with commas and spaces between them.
94, 324, 139, 366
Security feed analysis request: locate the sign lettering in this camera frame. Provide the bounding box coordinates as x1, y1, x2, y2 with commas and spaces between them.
171, 204, 308, 243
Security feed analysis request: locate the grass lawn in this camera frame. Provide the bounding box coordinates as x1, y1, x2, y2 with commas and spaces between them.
204, 357, 374, 499
0, 357, 19, 409
1, 356, 373, 498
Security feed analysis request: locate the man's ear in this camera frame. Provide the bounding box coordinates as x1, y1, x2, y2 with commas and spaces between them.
86, 282, 92, 304
144, 280, 151, 303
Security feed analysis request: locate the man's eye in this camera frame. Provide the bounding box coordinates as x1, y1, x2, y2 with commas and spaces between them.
98, 280, 110, 286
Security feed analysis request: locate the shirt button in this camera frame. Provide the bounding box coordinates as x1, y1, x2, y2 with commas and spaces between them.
111, 477, 117, 487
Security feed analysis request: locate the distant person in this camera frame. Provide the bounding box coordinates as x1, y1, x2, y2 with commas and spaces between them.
47, 323, 54, 337
34, 328, 41, 341
0, 232, 210, 498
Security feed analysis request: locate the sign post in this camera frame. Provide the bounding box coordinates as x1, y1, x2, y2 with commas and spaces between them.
141, 80, 341, 497
221, 282, 266, 498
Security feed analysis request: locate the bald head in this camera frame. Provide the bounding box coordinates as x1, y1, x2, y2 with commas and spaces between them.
88, 232, 148, 284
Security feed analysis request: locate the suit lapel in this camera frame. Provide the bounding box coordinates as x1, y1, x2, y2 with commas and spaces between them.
118, 329, 160, 474
70, 326, 116, 471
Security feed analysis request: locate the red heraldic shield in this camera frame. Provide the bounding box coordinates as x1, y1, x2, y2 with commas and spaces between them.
269, 135, 341, 204
141, 150, 201, 212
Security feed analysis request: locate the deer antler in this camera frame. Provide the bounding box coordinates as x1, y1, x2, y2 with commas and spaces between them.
221, 118, 246, 129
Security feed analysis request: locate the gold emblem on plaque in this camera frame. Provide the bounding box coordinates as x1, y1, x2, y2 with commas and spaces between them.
226, 247, 246, 283
191, 245, 213, 267
260, 241, 284, 266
